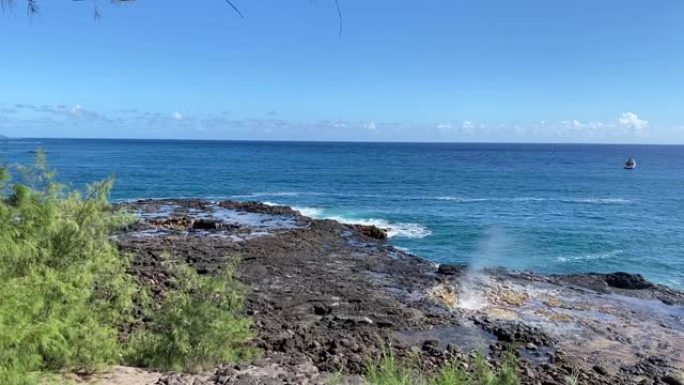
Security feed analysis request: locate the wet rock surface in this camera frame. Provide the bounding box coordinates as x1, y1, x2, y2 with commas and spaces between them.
353, 224, 388, 240
114, 199, 684, 385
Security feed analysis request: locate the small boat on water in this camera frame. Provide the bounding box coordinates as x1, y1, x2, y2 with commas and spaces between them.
624, 158, 636, 169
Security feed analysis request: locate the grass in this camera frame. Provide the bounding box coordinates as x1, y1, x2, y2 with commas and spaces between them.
0, 152, 254, 384
564, 367, 580, 385
365, 350, 519, 385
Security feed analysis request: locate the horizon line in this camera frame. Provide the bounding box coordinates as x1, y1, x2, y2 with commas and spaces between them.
3, 136, 684, 146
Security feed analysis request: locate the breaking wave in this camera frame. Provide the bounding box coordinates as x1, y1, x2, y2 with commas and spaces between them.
393, 246, 412, 253
231, 191, 324, 199
436, 197, 490, 203
291, 206, 324, 218
437, 196, 631, 204
234, 192, 631, 206
555, 249, 623, 263
284, 205, 431, 239
327, 216, 431, 239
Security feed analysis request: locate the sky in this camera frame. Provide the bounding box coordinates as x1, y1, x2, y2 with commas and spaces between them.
1, 0, 684, 143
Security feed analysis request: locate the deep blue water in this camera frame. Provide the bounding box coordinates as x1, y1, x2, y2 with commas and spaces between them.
3, 139, 684, 289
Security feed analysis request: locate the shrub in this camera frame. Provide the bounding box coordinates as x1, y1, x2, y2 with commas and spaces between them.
0, 152, 257, 382
126, 258, 255, 372
1, 153, 255, 383
0, 152, 137, 384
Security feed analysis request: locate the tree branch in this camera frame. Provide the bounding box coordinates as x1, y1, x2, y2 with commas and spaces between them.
224, 0, 244, 19
2, 0, 343, 37
334, 0, 342, 38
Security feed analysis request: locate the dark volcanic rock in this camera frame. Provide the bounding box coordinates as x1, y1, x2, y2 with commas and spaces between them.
353, 224, 388, 240
218, 200, 299, 216
663, 374, 684, 385
604, 272, 654, 290
116, 199, 684, 385
477, 320, 556, 346
191, 218, 223, 230
593, 365, 608, 375
436, 263, 467, 276
149, 216, 194, 230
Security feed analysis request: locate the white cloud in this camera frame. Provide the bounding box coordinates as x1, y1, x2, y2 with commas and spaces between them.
35, 104, 103, 120
544, 112, 651, 141
462, 120, 475, 129
436, 121, 478, 135
617, 112, 648, 131
70, 105, 84, 116
2, 103, 674, 142
557, 119, 605, 132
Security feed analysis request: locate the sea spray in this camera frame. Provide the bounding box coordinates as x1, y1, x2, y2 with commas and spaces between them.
458, 226, 515, 309
291, 205, 324, 218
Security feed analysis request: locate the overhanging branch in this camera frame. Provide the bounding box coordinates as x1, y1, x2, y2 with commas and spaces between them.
2, 0, 344, 36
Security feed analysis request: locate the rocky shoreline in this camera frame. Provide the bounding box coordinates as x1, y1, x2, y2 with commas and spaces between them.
98, 199, 684, 385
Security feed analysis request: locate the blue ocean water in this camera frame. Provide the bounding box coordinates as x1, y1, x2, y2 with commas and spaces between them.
3, 139, 684, 289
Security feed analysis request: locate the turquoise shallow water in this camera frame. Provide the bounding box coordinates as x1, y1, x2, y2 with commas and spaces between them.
3, 139, 684, 289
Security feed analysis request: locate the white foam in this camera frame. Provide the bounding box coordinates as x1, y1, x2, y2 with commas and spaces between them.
437, 196, 631, 204
325, 215, 431, 239
666, 277, 682, 288
231, 191, 324, 199
291, 206, 324, 218
269, 205, 430, 239
456, 273, 492, 310
458, 291, 487, 310
555, 249, 623, 263
561, 198, 631, 204
436, 196, 490, 202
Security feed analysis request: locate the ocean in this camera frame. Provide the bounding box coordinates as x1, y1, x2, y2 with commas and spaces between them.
3, 139, 683, 289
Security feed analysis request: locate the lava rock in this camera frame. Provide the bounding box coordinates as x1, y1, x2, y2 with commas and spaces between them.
192, 219, 222, 230
313, 303, 332, 315
593, 365, 608, 375
604, 272, 655, 290
354, 224, 388, 240
436, 264, 467, 276
663, 374, 684, 385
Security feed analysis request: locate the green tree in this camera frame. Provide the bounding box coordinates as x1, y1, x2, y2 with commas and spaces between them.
0, 151, 137, 383
0, 153, 255, 383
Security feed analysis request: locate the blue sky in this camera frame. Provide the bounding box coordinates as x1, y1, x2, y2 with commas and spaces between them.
1, 0, 683, 142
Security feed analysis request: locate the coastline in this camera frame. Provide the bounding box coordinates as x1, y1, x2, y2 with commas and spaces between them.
102, 199, 684, 385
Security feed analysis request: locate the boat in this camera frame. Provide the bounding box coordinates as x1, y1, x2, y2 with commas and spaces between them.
624, 158, 636, 169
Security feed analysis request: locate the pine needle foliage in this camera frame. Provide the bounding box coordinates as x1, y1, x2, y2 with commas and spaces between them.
0, 152, 254, 383
126, 257, 255, 372
365, 350, 519, 385
0, 151, 136, 384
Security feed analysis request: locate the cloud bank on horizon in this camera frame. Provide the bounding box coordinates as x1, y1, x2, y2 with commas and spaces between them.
1, 103, 680, 143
